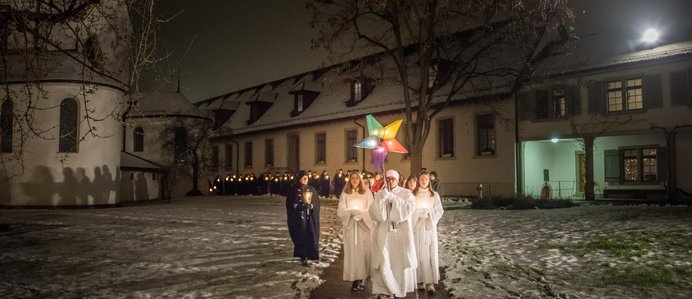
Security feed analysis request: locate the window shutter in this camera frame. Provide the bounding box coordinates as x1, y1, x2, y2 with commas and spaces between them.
643, 74, 662, 108
657, 146, 668, 182
517, 91, 535, 120
670, 70, 690, 106
587, 81, 604, 114
567, 86, 581, 116
604, 149, 620, 183
535, 90, 549, 119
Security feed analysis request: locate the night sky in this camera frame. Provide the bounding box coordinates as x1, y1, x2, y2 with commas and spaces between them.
140, 0, 329, 102
140, 0, 692, 103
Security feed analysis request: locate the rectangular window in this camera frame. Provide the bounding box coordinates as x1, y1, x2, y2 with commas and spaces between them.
626, 79, 643, 110
244, 141, 252, 168
641, 148, 657, 182
315, 133, 326, 164
438, 118, 454, 158
607, 78, 643, 112
210, 146, 219, 172
346, 129, 358, 162
224, 144, 233, 171
623, 149, 638, 182
265, 139, 274, 167
477, 114, 495, 156
552, 89, 566, 118
427, 64, 437, 89
353, 81, 362, 102
622, 147, 657, 182
296, 94, 304, 112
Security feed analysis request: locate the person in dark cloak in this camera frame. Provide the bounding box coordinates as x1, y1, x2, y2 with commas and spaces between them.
285, 170, 321, 265
429, 171, 443, 197
319, 170, 330, 197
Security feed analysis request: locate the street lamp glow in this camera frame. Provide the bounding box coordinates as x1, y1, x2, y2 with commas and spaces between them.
641, 28, 660, 43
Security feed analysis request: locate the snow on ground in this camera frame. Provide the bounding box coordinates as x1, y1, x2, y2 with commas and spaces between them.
1, 196, 691, 299
0, 196, 343, 299
439, 201, 692, 299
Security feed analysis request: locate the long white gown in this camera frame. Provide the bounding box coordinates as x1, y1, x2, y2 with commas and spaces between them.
336, 190, 374, 281
412, 189, 444, 284
369, 186, 417, 298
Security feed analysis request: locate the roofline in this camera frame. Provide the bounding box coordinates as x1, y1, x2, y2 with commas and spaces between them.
1, 78, 128, 92
209, 92, 508, 140
124, 114, 212, 121
539, 49, 692, 80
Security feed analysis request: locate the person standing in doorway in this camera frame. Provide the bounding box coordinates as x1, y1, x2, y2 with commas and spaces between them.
412, 172, 444, 294
285, 170, 320, 266
369, 169, 417, 298
337, 170, 374, 291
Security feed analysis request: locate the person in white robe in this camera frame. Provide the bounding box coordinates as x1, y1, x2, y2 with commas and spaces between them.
369, 169, 417, 299
412, 171, 444, 293
336, 170, 374, 291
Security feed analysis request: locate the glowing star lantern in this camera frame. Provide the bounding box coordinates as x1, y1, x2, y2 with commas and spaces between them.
355, 114, 408, 169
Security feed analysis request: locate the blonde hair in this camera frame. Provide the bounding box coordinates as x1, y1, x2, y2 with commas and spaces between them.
413, 171, 435, 196
344, 170, 366, 195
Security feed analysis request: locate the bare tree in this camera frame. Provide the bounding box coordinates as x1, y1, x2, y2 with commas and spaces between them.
1, 0, 161, 171
308, 0, 574, 175
160, 118, 212, 196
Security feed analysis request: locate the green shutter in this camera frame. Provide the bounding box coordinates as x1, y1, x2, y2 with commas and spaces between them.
644, 74, 662, 108
587, 81, 604, 114
567, 86, 581, 116
657, 147, 667, 182
517, 91, 535, 120
604, 149, 620, 183
670, 70, 690, 106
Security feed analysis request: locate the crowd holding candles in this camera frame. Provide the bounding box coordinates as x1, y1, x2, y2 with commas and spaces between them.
208, 167, 446, 198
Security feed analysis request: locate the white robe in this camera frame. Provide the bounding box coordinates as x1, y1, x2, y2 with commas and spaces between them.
369, 186, 417, 297
336, 190, 374, 281
412, 189, 444, 284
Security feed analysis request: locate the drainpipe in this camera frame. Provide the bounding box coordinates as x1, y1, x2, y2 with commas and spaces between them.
230, 138, 239, 175
514, 92, 522, 195
354, 119, 366, 171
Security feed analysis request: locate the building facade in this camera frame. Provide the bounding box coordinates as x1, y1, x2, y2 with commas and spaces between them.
197, 31, 692, 201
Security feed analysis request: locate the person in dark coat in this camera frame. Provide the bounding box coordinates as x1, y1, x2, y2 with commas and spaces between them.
319, 170, 330, 197
429, 171, 443, 197
286, 170, 321, 265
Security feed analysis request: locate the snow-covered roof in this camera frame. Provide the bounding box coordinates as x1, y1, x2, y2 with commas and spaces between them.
120, 152, 164, 172
197, 37, 692, 136
126, 92, 209, 119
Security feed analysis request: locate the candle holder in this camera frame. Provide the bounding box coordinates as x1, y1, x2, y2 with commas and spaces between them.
302, 191, 313, 205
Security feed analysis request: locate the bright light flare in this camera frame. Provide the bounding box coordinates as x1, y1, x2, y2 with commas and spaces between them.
641, 28, 660, 43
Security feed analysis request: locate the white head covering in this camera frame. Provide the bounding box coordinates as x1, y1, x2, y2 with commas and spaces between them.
385, 169, 400, 180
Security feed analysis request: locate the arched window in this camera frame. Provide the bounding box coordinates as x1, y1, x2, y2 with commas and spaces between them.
59, 98, 78, 153
133, 127, 144, 152
174, 126, 188, 163
1, 99, 12, 153
84, 35, 102, 68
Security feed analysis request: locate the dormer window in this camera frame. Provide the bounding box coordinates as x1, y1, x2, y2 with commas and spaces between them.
290, 90, 319, 117
347, 78, 374, 107
246, 92, 277, 124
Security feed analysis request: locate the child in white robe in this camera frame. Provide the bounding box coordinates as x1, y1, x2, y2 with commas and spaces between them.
336, 171, 374, 291
412, 172, 444, 293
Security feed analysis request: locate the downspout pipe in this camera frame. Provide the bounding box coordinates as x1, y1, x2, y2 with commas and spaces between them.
230, 138, 240, 175
354, 119, 366, 171
514, 92, 522, 195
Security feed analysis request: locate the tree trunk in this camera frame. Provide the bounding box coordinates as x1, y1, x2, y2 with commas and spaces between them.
187, 151, 203, 196
409, 144, 424, 177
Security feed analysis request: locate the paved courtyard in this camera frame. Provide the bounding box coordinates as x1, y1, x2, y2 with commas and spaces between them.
1, 196, 691, 298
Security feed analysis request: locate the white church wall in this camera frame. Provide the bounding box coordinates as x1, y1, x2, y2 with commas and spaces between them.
0, 84, 123, 206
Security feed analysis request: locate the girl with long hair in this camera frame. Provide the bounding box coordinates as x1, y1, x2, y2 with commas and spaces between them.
336, 170, 374, 291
